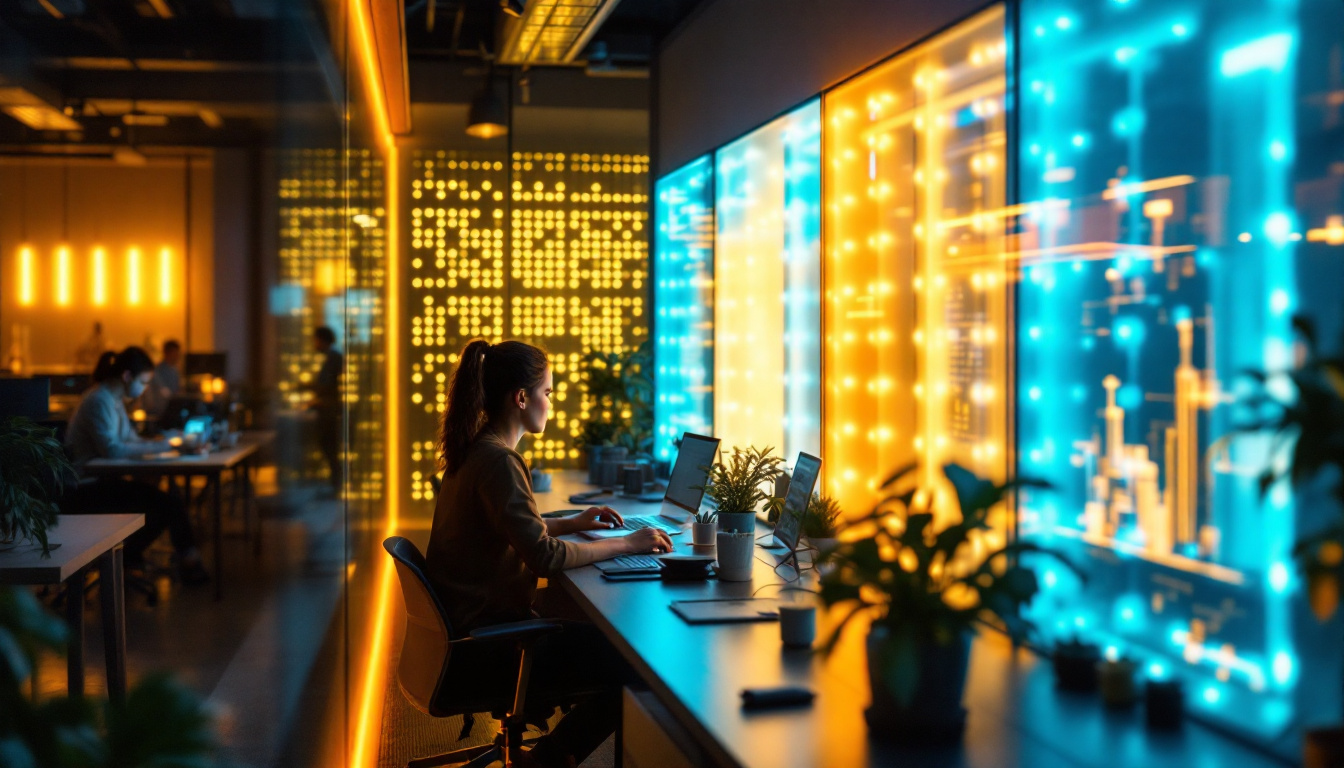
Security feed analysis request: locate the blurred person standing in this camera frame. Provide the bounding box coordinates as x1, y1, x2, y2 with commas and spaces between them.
309, 326, 344, 494
142, 339, 183, 418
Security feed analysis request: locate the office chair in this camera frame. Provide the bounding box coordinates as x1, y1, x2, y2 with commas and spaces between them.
384, 536, 569, 768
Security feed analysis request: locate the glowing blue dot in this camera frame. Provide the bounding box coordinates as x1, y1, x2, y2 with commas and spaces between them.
1115, 46, 1138, 64
1071, 385, 1087, 401
1029, 326, 1042, 340
1269, 140, 1288, 161
1171, 23, 1189, 37
1071, 133, 1087, 148
1203, 687, 1222, 705
1029, 386, 1042, 401
1269, 562, 1291, 592
1034, 25, 1047, 37
1082, 337, 1096, 350
1270, 289, 1291, 315
1055, 16, 1073, 30
1118, 384, 1143, 410
1148, 663, 1166, 679
1121, 607, 1135, 621
1272, 652, 1294, 685
1264, 212, 1293, 245
1043, 569, 1058, 587
1072, 260, 1083, 272
1030, 143, 1042, 156
1030, 81, 1044, 94
1118, 325, 1131, 339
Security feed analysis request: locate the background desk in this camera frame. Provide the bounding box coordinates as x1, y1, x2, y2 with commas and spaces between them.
84, 430, 274, 600
538, 471, 1287, 768
0, 513, 142, 704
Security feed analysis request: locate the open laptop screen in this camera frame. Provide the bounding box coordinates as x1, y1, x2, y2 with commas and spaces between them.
663, 433, 720, 513
773, 452, 822, 552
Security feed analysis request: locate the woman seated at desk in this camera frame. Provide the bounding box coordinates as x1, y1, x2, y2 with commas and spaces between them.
427, 339, 671, 768
64, 346, 209, 584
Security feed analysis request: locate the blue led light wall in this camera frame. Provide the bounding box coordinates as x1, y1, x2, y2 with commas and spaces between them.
1014, 0, 1344, 746
713, 100, 822, 460
653, 157, 714, 460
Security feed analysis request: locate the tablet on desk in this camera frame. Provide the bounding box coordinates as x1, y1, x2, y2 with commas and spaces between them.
670, 598, 781, 624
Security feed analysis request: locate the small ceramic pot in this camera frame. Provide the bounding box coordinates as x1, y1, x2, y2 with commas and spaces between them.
718, 511, 756, 534
1099, 658, 1139, 708
779, 604, 816, 648
1144, 678, 1183, 729
530, 469, 553, 493
693, 521, 717, 547
715, 531, 754, 581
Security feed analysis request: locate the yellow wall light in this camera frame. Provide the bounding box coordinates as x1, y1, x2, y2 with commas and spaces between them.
55, 245, 72, 306
127, 246, 142, 306
18, 245, 35, 306
92, 246, 108, 306
159, 246, 173, 305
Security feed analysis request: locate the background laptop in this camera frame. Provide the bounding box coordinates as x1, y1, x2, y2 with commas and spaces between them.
583, 432, 720, 539
762, 451, 822, 556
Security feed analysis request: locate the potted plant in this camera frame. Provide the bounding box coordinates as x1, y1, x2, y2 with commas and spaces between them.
802, 493, 843, 554
0, 585, 218, 765
819, 462, 1074, 744
1236, 317, 1344, 767
575, 341, 654, 484
691, 508, 717, 547
698, 445, 784, 534
0, 417, 75, 555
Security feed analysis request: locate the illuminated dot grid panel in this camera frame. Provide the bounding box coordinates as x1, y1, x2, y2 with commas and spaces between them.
1013, 0, 1344, 743
824, 7, 1008, 524
712, 99, 821, 464
405, 150, 650, 502
652, 157, 714, 461
276, 148, 386, 500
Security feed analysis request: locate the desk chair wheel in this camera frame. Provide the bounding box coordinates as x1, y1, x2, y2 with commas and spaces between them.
406, 729, 542, 768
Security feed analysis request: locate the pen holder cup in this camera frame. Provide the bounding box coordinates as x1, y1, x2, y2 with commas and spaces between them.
779, 604, 817, 648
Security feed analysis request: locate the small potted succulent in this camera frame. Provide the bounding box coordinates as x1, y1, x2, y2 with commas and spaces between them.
698, 445, 784, 534
819, 462, 1075, 744
691, 508, 717, 547
0, 417, 75, 555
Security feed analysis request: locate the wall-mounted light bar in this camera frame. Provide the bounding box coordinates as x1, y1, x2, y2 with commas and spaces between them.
17, 246, 35, 306
55, 245, 71, 306
127, 246, 142, 306
158, 246, 172, 305
92, 247, 107, 306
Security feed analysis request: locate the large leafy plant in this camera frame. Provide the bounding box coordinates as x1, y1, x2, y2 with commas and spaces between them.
1236, 318, 1344, 619
574, 340, 654, 453
0, 585, 217, 767
698, 445, 785, 517
818, 463, 1073, 705
0, 417, 76, 555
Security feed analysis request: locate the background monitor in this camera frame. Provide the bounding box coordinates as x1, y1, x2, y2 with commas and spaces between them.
663, 432, 721, 513
773, 452, 823, 552
184, 352, 227, 378
42, 373, 91, 396
0, 378, 51, 420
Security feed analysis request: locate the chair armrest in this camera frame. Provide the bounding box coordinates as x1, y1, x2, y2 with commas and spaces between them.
465, 619, 565, 643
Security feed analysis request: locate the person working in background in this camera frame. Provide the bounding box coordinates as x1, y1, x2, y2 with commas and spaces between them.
310, 326, 343, 494
427, 339, 672, 768
74, 320, 108, 371
141, 339, 182, 418
64, 346, 209, 584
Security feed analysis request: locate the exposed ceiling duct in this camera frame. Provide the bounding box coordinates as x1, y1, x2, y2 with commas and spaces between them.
497, 0, 625, 66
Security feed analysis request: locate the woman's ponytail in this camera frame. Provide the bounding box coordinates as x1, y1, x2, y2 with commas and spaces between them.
438, 338, 549, 475
440, 339, 491, 475
92, 351, 119, 382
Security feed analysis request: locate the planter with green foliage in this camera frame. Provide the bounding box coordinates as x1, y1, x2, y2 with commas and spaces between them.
0, 585, 218, 766
574, 341, 653, 484
802, 493, 843, 554
1237, 316, 1344, 766
0, 417, 75, 555
698, 446, 784, 534
819, 463, 1074, 743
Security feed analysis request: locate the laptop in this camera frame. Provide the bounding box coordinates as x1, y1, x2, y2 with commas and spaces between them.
583, 432, 720, 541
761, 452, 823, 559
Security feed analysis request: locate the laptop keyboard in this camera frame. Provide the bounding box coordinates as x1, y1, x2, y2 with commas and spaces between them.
609, 554, 662, 570
620, 515, 679, 533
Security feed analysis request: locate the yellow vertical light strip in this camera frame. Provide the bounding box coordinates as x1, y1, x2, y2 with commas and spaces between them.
349, 0, 399, 764
18, 245, 35, 306
55, 245, 71, 306
159, 246, 173, 305
127, 246, 142, 305
92, 247, 107, 306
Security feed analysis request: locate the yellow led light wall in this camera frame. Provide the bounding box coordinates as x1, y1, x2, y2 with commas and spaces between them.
8, 243, 183, 311
406, 149, 650, 500
824, 6, 1008, 517
713, 100, 822, 459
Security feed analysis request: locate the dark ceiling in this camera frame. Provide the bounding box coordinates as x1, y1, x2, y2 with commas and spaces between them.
0, 0, 705, 154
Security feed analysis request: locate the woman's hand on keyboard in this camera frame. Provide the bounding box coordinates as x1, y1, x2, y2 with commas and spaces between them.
570, 505, 625, 532
624, 527, 674, 554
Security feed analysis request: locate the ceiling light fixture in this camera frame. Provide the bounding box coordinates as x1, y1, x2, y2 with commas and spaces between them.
465, 72, 508, 139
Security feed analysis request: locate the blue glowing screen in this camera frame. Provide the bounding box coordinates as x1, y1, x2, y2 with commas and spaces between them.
1015, 0, 1344, 747
653, 156, 715, 460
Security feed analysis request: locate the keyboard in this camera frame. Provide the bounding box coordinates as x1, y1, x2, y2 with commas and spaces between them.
619, 515, 681, 534
596, 556, 663, 572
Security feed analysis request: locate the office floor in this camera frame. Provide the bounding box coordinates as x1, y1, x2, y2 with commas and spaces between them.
32, 475, 347, 768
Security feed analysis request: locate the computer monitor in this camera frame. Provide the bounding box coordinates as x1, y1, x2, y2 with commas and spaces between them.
42, 373, 91, 396
771, 452, 823, 553
184, 352, 227, 378
662, 432, 721, 518
0, 378, 50, 420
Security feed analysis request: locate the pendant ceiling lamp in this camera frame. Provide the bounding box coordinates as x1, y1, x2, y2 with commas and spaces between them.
465, 70, 508, 139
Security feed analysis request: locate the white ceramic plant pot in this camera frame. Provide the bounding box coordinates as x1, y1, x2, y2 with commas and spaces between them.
716, 531, 755, 581
693, 521, 717, 547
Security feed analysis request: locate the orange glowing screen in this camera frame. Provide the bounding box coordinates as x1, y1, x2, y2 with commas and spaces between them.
823, 6, 1008, 516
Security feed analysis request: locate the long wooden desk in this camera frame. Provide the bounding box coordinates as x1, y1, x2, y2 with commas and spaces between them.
83, 430, 274, 600
0, 513, 143, 704
538, 471, 1287, 768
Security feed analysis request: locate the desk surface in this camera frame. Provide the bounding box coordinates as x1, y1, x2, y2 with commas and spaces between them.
83, 430, 275, 474
538, 471, 1286, 768
0, 513, 143, 584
